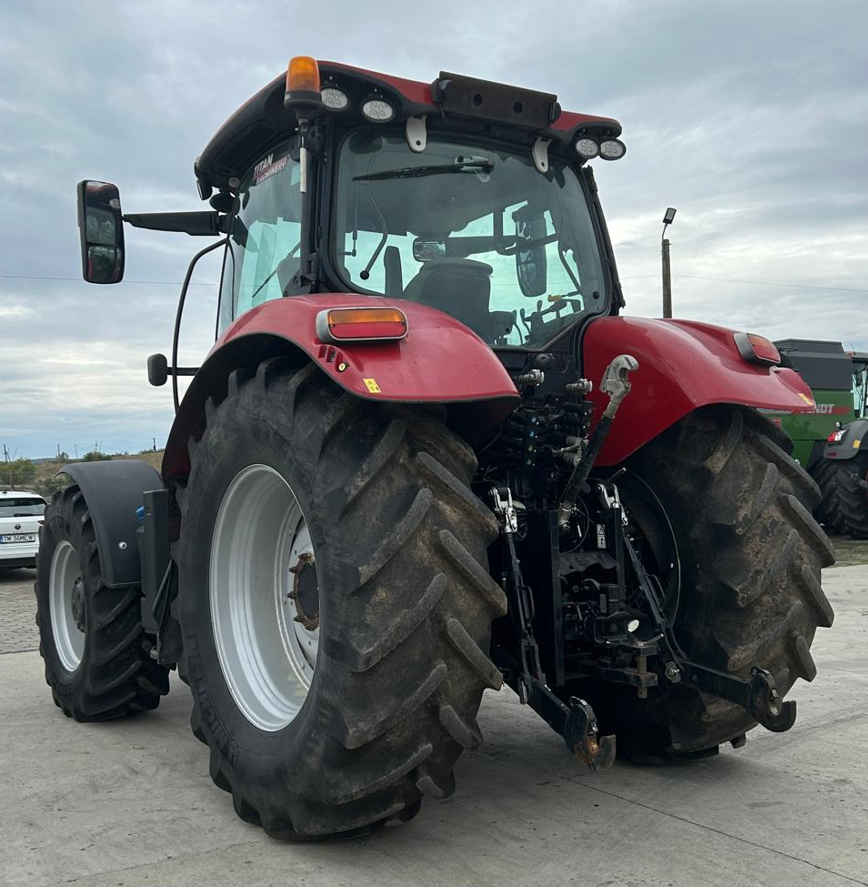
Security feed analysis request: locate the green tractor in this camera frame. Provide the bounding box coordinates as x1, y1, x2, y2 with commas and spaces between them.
770, 339, 868, 533
821, 352, 868, 537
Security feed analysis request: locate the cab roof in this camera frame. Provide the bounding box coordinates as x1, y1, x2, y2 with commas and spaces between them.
194, 61, 622, 196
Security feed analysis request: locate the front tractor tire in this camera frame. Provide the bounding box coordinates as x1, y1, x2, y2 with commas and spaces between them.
175, 361, 506, 840
35, 485, 170, 720
596, 406, 835, 761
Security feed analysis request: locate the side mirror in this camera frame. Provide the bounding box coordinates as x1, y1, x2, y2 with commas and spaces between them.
77, 180, 125, 284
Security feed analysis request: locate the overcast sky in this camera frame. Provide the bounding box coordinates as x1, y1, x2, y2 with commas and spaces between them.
1, 0, 866, 459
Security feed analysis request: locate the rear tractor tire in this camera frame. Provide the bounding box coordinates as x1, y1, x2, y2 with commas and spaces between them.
835, 451, 868, 538
588, 406, 835, 761
35, 485, 170, 720
174, 360, 506, 840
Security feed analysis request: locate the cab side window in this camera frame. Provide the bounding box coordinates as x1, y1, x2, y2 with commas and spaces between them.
218, 143, 302, 329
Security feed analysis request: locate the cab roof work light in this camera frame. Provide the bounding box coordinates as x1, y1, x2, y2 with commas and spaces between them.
316, 307, 409, 344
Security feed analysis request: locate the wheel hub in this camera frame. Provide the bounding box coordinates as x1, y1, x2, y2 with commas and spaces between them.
71, 577, 86, 632
289, 553, 319, 631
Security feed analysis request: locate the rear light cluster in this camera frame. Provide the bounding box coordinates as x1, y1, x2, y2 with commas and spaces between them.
828, 429, 846, 443
734, 332, 781, 366
316, 307, 408, 344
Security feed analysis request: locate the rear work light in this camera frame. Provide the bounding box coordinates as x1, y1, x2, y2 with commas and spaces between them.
316, 307, 408, 344
734, 332, 781, 366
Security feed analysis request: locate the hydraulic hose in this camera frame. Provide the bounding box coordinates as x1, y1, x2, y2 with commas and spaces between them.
557, 354, 639, 531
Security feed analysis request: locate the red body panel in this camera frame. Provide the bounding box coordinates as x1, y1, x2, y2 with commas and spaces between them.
162, 295, 519, 480
583, 317, 816, 466
213, 295, 517, 402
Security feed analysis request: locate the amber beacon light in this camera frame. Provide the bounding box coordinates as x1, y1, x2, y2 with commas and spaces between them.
284, 56, 322, 111
316, 307, 409, 343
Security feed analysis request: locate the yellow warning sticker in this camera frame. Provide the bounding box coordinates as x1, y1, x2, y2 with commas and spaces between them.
854, 439, 862, 449
363, 378, 381, 394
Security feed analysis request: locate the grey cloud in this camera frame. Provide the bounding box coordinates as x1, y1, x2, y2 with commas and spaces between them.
1, 0, 867, 456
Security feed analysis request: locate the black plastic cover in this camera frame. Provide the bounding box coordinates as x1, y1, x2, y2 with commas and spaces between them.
434, 71, 558, 129
61, 460, 163, 588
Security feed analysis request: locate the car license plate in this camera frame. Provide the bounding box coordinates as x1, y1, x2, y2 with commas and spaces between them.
0, 533, 36, 544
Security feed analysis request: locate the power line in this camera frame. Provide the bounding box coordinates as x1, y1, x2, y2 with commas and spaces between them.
0, 274, 218, 286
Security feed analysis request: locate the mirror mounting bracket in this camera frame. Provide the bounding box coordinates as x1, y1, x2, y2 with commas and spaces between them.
406, 115, 427, 153
532, 137, 551, 174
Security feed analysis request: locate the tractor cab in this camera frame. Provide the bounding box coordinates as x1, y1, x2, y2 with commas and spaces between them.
201, 59, 626, 352
78, 58, 626, 358
848, 351, 868, 418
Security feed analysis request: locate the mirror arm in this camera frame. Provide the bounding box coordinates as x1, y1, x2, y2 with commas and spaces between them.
123, 211, 225, 236
172, 237, 228, 413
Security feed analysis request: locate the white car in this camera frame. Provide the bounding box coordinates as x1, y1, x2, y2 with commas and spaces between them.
0, 489, 46, 569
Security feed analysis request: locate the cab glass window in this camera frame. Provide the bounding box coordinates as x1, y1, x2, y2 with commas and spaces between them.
332, 131, 606, 348
220, 142, 302, 326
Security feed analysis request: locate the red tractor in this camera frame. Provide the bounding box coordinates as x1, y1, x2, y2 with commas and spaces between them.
37, 58, 834, 840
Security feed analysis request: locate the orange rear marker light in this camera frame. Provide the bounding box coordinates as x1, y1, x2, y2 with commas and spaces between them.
734, 331, 780, 366
316, 307, 408, 344
746, 334, 780, 365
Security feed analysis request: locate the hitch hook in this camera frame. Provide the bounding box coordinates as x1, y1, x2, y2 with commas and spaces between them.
748, 667, 797, 732
563, 697, 617, 771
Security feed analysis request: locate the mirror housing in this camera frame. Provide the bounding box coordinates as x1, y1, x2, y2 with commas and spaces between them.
147, 353, 169, 387
77, 180, 125, 284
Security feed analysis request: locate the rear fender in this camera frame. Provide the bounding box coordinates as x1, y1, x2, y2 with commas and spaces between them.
583, 317, 817, 466
823, 418, 868, 460
163, 295, 519, 480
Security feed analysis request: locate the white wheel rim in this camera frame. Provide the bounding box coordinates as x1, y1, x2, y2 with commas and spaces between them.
49, 540, 85, 671
210, 464, 319, 732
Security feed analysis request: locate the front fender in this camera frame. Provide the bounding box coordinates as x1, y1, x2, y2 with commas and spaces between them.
583, 317, 816, 465
163, 295, 519, 480
61, 460, 163, 587
824, 418, 868, 460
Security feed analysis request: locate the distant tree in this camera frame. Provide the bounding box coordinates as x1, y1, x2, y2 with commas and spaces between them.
2, 458, 37, 486
81, 451, 112, 462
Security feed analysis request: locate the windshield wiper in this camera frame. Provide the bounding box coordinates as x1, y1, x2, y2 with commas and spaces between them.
354, 159, 494, 182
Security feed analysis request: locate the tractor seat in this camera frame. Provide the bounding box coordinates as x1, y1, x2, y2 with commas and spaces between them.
403, 259, 494, 339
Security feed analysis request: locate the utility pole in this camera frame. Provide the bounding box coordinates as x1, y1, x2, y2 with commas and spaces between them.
661, 207, 677, 318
